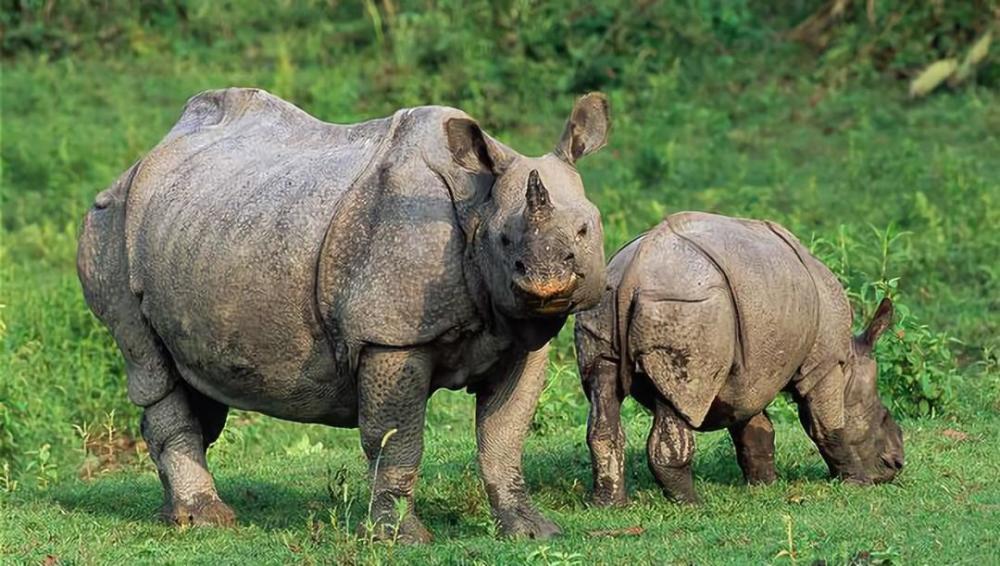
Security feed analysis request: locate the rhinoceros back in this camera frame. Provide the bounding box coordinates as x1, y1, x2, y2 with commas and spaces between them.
630, 212, 823, 428
122, 88, 397, 420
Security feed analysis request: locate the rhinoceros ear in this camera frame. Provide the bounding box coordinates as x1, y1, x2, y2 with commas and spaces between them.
555, 92, 610, 165
859, 297, 894, 353
445, 118, 509, 175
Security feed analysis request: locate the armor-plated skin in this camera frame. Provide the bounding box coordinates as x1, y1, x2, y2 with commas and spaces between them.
77, 88, 611, 542
575, 212, 904, 505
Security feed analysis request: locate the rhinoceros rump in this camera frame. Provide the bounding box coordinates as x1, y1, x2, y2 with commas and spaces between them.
78, 88, 610, 541
575, 212, 904, 506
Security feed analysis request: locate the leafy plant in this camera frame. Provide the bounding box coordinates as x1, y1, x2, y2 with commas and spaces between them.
810, 225, 960, 418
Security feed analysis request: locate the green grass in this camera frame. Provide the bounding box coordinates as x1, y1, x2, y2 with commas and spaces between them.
2, 397, 998, 564
2, 2, 999, 564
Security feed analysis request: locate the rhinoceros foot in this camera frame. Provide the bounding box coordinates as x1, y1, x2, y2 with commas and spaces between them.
590, 489, 629, 508
159, 495, 236, 527
359, 512, 434, 545
496, 505, 562, 540
745, 467, 778, 486
840, 473, 874, 487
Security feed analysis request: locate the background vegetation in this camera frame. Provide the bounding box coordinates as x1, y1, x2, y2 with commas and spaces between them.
2, 1, 998, 563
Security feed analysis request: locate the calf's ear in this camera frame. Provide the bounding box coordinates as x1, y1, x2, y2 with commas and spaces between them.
555, 92, 611, 165
859, 297, 894, 352
445, 118, 509, 175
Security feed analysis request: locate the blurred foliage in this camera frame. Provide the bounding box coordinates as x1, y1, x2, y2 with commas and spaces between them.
3, 1, 997, 93
789, 0, 997, 80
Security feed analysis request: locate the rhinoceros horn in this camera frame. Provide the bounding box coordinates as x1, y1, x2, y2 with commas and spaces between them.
525, 169, 553, 223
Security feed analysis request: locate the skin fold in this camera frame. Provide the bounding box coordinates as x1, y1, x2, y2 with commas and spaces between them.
575, 212, 904, 506
77, 88, 611, 542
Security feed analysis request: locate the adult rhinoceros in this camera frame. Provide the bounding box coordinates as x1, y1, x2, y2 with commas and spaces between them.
77, 88, 610, 542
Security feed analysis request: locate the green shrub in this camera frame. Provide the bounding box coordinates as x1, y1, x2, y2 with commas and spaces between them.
809, 226, 960, 418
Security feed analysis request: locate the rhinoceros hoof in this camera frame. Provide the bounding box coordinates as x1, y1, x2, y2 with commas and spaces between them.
745, 470, 778, 486
497, 506, 562, 540
666, 489, 701, 506
160, 496, 237, 527
842, 474, 874, 487
359, 513, 434, 545
590, 490, 629, 508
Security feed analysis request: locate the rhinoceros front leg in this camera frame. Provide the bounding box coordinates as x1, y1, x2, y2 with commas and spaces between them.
729, 411, 778, 485
646, 398, 699, 504
476, 345, 561, 540
795, 365, 869, 484
357, 346, 433, 544
584, 358, 629, 507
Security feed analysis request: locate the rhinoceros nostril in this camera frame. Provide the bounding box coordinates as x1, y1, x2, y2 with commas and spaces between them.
564, 253, 575, 263
881, 452, 904, 470
514, 260, 526, 275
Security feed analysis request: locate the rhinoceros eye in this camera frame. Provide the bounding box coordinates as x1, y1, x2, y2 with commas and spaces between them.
576, 224, 588, 241
500, 233, 512, 247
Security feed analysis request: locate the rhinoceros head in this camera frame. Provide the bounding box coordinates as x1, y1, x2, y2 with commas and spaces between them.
841, 298, 904, 483
444, 93, 610, 321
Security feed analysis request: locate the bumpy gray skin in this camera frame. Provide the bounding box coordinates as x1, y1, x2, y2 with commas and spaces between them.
575, 212, 904, 506
77, 88, 611, 542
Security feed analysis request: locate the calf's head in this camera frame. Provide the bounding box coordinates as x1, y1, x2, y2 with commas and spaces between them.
445, 94, 610, 321
840, 298, 905, 483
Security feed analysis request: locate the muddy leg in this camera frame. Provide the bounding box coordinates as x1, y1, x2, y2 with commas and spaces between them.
729, 411, 777, 485
646, 398, 698, 504
584, 358, 628, 507
142, 383, 235, 526
357, 347, 433, 544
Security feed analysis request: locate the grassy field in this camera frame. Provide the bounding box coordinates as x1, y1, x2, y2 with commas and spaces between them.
2, 2, 999, 564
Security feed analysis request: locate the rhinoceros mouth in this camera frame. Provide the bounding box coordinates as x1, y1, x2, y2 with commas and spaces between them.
524, 297, 575, 316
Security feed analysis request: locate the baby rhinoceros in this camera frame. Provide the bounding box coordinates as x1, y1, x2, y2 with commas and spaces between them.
574, 212, 904, 506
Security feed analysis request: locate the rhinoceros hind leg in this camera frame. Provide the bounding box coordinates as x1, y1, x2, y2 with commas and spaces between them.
78, 175, 232, 525
142, 384, 235, 527
646, 398, 699, 504
729, 411, 777, 485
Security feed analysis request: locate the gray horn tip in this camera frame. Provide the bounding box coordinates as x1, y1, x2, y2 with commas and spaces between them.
525, 169, 552, 216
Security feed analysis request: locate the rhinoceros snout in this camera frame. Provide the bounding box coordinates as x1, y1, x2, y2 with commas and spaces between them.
511, 272, 579, 314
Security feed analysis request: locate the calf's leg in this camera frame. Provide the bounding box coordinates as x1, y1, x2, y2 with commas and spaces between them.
729, 411, 777, 485
584, 358, 629, 507
646, 398, 699, 504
